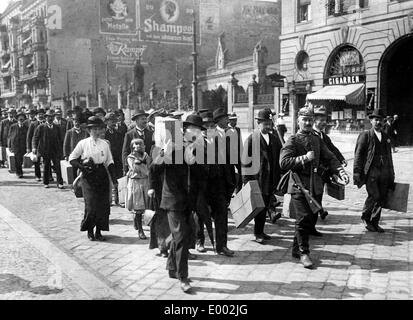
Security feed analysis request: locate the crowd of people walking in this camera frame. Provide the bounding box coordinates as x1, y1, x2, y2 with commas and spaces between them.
0, 102, 396, 293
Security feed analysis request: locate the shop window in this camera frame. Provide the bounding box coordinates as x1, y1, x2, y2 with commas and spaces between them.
328, 0, 368, 16
297, 0, 311, 23
282, 94, 290, 116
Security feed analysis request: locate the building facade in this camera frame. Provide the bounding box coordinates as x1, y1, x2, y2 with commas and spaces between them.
280, 0, 413, 145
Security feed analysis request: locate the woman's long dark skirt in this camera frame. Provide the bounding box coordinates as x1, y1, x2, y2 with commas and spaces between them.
80, 165, 111, 232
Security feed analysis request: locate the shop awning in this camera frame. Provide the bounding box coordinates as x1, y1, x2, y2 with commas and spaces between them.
306, 83, 365, 105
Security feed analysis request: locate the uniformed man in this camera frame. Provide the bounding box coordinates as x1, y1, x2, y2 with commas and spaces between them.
354, 109, 395, 233
280, 106, 349, 268
312, 106, 347, 224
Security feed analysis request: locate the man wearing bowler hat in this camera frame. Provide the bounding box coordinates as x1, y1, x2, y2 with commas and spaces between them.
8, 111, 28, 178
24, 109, 37, 128
280, 106, 349, 268
210, 107, 236, 257
148, 113, 207, 293
227, 112, 243, 193
27, 109, 46, 181
32, 109, 64, 189
122, 109, 154, 174
354, 109, 395, 233
0, 108, 17, 156
242, 108, 282, 244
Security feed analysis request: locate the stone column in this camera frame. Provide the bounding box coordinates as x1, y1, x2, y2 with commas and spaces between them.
86, 90, 92, 110
70, 91, 76, 109
176, 79, 185, 111
227, 72, 239, 114
289, 81, 297, 134
74, 91, 80, 106
117, 85, 123, 110
247, 76, 258, 132
98, 88, 105, 109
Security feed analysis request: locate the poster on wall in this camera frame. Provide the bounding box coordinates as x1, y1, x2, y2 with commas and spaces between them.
338, 111, 344, 120
357, 110, 366, 119
106, 35, 147, 69
137, 0, 200, 45
240, 1, 280, 27
331, 111, 339, 120
200, 3, 220, 34
100, 0, 138, 35
344, 108, 352, 119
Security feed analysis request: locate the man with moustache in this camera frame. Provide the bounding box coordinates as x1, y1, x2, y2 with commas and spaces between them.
312, 106, 347, 225
27, 109, 46, 181
243, 108, 282, 244
122, 110, 154, 174
8, 111, 29, 178
280, 106, 349, 268
32, 110, 64, 189
354, 109, 395, 233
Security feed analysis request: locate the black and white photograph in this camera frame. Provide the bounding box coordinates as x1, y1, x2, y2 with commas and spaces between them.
0, 0, 412, 310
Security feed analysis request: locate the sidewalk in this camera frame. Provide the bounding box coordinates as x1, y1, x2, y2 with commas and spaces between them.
0, 147, 412, 299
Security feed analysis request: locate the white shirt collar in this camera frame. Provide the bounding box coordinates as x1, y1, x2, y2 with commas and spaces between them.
374, 129, 382, 142
261, 132, 270, 145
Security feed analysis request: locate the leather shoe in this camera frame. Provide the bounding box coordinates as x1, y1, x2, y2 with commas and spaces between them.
300, 254, 313, 269
320, 210, 328, 220
365, 223, 377, 232
374, 225, 385, 233
261, 233, 272, 240
270, 212, 282, 223
188, 252, 197, 260
309, 229, 323, 237
180, 279, 192, 293
87, 231, 95, 241
95, 231, 105, 241
168, 270, 177, 279
217, 247, 234, 257
255, 236, 264, 244
196, 244, 207, 253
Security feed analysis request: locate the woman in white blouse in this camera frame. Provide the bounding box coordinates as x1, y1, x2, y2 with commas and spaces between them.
69, 116, 118, 241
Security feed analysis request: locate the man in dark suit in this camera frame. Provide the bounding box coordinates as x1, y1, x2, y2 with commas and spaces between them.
115, 110, 128, 139
122, 110, 154, 174
243, 108, 282, 244
354, 109, 395, 233
0, 108, 17, 166
148, 114, 206, 293
383, 116, 397, 153
105, 112, 124, 205
23, 109, 37, 128
280, 106, 349, 268
8, 112, 29, 178
227, 112, 243, 193
53, 108, 67, 159
312, 106, 347, 223
63, 113, 89, 160
32, 110, 64, 189
27, 109, 45, 181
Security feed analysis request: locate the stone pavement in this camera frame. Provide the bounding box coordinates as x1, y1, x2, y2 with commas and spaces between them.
0, 147, 412, 300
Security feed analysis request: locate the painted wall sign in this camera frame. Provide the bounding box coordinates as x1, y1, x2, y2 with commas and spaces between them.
200, 3, 220, 34
100, 0, 137, 35
106, 35, 146, 68
138, 0, 200, 45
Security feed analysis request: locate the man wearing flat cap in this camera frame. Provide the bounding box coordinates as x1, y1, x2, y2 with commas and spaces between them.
242, 108, 282, 244
312, 106, 347, 223
105, 112, 124, 205
280, 106, 349, 269
8, 111, 28, 178
32, 110, 64, 189
122, 109, 154, 174
354, 109, 395, 233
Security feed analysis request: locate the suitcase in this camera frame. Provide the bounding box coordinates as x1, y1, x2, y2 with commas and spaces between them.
325, 180, 345, 200
384, 183, 410, 213
282, 194, 292, 218
23, 155, 33, 168
60, 160, 75, 184
6, 148, 16, 173
229, 180, 265, 228
117, 176, 128, 205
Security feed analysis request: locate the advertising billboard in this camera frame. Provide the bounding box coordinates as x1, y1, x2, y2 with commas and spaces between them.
137, 0, 200, 45
100, 0, 138, 35
106, 35, 147, 69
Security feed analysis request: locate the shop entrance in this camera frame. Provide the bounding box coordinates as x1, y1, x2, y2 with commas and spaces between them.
379, 35, 413, 145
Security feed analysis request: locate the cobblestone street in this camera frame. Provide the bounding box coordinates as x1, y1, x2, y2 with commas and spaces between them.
0, 147, 412, 300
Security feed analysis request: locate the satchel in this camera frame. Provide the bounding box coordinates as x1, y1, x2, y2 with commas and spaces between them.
143, 196, 156, 226
276, 170, 292, 196
72, 173, 83, 198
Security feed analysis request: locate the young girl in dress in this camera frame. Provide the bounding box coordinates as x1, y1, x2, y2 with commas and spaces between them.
126, 138, 151, 239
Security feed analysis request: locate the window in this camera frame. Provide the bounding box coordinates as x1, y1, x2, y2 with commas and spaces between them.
328, 0, 368, 16
297, 0, 311, 23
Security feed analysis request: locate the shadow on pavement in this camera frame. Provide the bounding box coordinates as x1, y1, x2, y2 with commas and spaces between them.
109, 219, 133, 226
0, 274, 63, 296
189, 277, 369, 298
104, 235, 147, 245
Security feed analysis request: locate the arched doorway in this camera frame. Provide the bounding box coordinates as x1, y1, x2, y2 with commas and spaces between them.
379, 35, 413, 145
